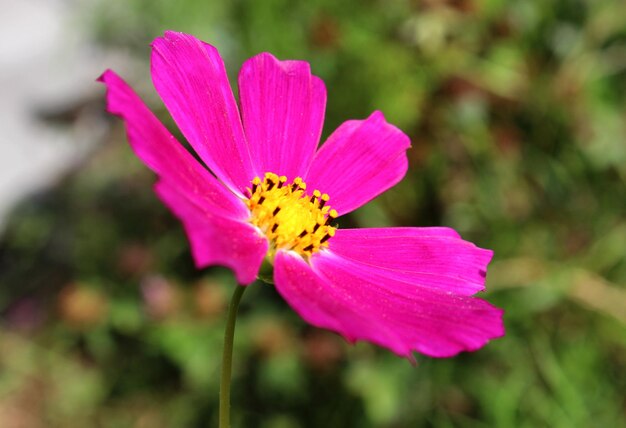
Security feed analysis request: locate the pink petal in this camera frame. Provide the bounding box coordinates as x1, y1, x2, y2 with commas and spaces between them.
151, 31, 256, 196
274, 251, 406, 351
304, 111, 411, 215
327, 227, 492, 296
98, 69, 248, 221
238, 53, 326, 180
274, 250, 504, 359
155, 182, 268, 285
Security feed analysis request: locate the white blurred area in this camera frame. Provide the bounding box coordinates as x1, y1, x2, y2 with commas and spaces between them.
0, 0, 132, 227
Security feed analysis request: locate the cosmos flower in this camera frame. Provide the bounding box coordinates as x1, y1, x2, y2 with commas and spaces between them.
99, 31, 504, 359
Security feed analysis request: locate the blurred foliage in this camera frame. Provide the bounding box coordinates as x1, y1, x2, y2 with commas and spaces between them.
1, 0, 626, 427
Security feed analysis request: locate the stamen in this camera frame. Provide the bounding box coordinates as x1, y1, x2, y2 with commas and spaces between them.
245, 173, 338, 260
310, 189, 321, 204
324, 209, 338, 226
251, 177, 261, 194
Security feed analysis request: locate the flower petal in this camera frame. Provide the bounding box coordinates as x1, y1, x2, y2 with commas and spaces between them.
274, 250, 504, 359
274, 251, 406, 351
98, 69, 248, 221
327, 227, 492, 296
155, 181, 268, 285
313, 250, 504, 358
151, 31, 256, 196
238, 53, 326, 180
304, 111, 410, 215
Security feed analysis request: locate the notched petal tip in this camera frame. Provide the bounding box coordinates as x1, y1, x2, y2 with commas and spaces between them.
242, 52, 314, 77
160, 30, 187, 43
368, 110, 412, 149
97, 69, 132, 116
483, 248, 495, 264
96, 69, 110, 83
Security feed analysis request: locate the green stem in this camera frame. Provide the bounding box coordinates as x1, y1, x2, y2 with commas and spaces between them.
219, 284, 247, 428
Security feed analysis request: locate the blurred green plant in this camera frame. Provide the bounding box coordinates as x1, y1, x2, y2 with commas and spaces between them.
1, 0, 625, 427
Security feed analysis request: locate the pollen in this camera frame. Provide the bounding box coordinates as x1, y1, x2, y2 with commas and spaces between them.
245, 172, 337, 260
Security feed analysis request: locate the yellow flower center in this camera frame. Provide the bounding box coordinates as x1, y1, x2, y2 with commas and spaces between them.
246, 172, 337, 260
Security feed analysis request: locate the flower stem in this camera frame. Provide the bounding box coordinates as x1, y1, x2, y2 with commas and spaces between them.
219, 284, 247, 428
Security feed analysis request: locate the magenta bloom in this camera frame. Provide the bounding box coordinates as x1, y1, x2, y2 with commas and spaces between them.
100, 31, 504, 359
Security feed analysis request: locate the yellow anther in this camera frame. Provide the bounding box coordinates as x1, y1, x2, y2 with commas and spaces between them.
245, 173, 338, 260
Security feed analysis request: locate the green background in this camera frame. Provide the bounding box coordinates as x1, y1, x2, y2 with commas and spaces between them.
1, 0, 625, 427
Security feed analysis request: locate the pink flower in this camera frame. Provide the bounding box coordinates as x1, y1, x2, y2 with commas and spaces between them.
99, 31, 504, 359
